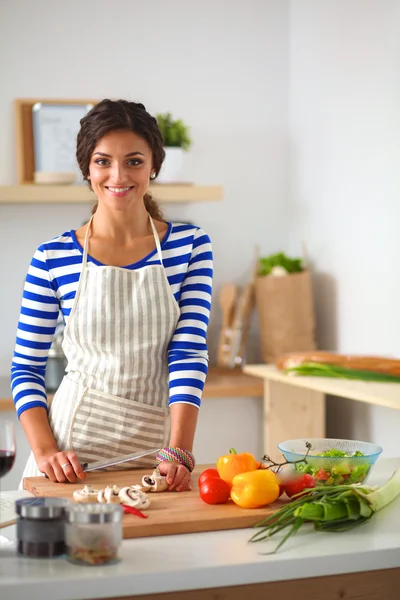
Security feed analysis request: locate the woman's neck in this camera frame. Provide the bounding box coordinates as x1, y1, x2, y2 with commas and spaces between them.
91, 203, 151, 243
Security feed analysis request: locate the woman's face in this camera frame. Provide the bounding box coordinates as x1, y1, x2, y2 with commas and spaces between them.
88, 130, 155, 211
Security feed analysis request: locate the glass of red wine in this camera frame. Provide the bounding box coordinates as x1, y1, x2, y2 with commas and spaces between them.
0, 420, 16, 480
0, 420, 16, 547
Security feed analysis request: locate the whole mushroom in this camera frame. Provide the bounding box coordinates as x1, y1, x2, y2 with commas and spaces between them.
140, 469, 169, 492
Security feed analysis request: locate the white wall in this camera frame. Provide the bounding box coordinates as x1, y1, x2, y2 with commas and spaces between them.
287, 0, 400, 455
0, 0, 290, 374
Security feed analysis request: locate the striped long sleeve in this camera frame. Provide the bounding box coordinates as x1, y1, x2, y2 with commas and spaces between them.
11, 245, 60, 417
167, 227, 213, 408
10, 223, 213, 418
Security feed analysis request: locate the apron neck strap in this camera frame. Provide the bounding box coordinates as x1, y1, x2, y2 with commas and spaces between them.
148, 215, 163, 263
82, 215, 94, 267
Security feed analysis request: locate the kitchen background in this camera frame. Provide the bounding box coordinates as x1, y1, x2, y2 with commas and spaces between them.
0, 0, 399, 489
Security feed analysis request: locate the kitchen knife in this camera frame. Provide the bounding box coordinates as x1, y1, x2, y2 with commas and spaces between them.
44, 447, 160, 478
82, 448, 160, 472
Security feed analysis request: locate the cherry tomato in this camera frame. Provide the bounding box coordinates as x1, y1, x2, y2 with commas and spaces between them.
199, 478, 231, 505
198, 468, 220, 488
283, 473, 316, 499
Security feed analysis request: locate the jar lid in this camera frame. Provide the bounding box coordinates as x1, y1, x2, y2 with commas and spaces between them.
65, 503, 123, 524
16, 497, 69, 519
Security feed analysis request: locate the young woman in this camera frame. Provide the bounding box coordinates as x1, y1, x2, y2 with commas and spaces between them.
11, 99, 213, 492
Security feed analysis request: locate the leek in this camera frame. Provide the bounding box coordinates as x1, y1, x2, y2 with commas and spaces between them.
249, 469, 400, 553
285, 362, 400, 383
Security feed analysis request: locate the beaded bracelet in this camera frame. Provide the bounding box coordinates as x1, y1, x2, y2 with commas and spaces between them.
155, 447, 195, 473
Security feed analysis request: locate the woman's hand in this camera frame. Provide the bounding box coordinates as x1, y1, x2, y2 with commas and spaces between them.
157, 461, 192, 492
35, 449, 86, 483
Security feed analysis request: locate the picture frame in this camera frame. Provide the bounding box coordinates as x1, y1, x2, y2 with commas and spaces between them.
14, 98, 98, 184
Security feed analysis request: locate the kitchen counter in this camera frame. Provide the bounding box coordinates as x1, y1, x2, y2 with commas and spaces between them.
1, 458, 400, 600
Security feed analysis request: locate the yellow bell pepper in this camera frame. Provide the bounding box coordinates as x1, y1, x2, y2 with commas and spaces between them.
216, 448, 260, 487
230, 469, 280, 509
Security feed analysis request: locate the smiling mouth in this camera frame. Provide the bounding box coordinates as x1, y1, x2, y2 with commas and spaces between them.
106, 186, 134, 193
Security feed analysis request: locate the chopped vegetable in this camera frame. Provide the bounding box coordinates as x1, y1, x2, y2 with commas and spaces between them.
295, 452, 371, 487
230, 469, 280, 509
216, 448, 260, 487
285, 361, 400, 383
122, 504, 148, 518
249, 469, 400, 553
67, 544, 118, 565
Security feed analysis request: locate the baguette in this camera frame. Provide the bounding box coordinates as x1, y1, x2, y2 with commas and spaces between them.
275, 351, 400, 377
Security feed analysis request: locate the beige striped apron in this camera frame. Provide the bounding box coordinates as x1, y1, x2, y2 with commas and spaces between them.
21, 215, 180, 481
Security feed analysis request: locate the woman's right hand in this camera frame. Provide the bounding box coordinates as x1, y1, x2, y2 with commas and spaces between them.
35, 449, 86, 483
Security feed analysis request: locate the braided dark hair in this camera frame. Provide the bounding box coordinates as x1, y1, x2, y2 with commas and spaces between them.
76, 99, 165, 220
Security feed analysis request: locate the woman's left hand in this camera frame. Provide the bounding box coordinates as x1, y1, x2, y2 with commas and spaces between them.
157, 461, 192, 492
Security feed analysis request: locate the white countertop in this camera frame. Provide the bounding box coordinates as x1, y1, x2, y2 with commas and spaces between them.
244, 364, 400, 410
1, 457, 400, 600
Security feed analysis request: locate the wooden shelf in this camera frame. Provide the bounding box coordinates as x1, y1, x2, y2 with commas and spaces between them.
202, 367, 264, 399
244, 364, 400, 411
0, 184, 223, 204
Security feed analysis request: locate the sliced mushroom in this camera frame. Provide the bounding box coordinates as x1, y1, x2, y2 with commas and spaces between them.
119, 487, 151, 510
97, 485, 121, 504
130, 483, 148, 493
141, 469, 169, 492
73, 484, 100, 503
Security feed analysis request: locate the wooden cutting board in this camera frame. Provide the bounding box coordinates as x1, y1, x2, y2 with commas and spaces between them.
23, 465, 285, 539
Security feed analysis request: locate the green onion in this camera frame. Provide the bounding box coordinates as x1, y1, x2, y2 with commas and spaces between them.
249, 469, 400, 553
285, 362, 400, 383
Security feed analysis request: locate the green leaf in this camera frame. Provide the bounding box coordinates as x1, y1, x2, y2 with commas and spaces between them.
155, 112, 192, 150
286, 362, 400, 383
295, 500, 348, 522
258, 252, 303, 276
314, 516, 371, 532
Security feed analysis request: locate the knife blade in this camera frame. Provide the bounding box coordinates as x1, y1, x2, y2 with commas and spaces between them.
82, 447, 160, 472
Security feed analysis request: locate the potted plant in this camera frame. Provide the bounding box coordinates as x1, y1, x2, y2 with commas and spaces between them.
155, 113, 192, 183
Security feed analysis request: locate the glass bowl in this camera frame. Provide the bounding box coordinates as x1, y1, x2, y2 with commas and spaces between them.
277, 438, 383, 486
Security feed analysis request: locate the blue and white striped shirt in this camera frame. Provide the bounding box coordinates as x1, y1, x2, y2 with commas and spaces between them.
11, 222, 213, 418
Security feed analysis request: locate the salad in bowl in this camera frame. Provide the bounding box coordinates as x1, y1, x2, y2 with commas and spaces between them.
277, 438, 383, 486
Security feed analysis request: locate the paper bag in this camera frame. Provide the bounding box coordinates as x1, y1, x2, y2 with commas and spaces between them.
255, 270, 316, 363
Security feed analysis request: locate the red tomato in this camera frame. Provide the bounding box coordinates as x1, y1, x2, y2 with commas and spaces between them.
315, 468, 329, 481
199, 478, 231, 505
198, 468, 220, 488
283, 473, 316, 499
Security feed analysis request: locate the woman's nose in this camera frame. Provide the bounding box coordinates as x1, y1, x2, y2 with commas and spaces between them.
109, 162, 127, 182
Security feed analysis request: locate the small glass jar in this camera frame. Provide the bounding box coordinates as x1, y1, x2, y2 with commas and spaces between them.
65, 503, 123, 566
16, 497, 69, 558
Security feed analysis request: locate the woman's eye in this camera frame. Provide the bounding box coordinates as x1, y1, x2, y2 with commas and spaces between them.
95, 158, 109, 166
128, 159, 142, 166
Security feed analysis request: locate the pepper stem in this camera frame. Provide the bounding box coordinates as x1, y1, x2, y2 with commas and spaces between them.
229, 448, 237, 455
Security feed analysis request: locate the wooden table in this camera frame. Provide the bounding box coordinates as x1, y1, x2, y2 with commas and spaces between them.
243, 364, 400, 461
